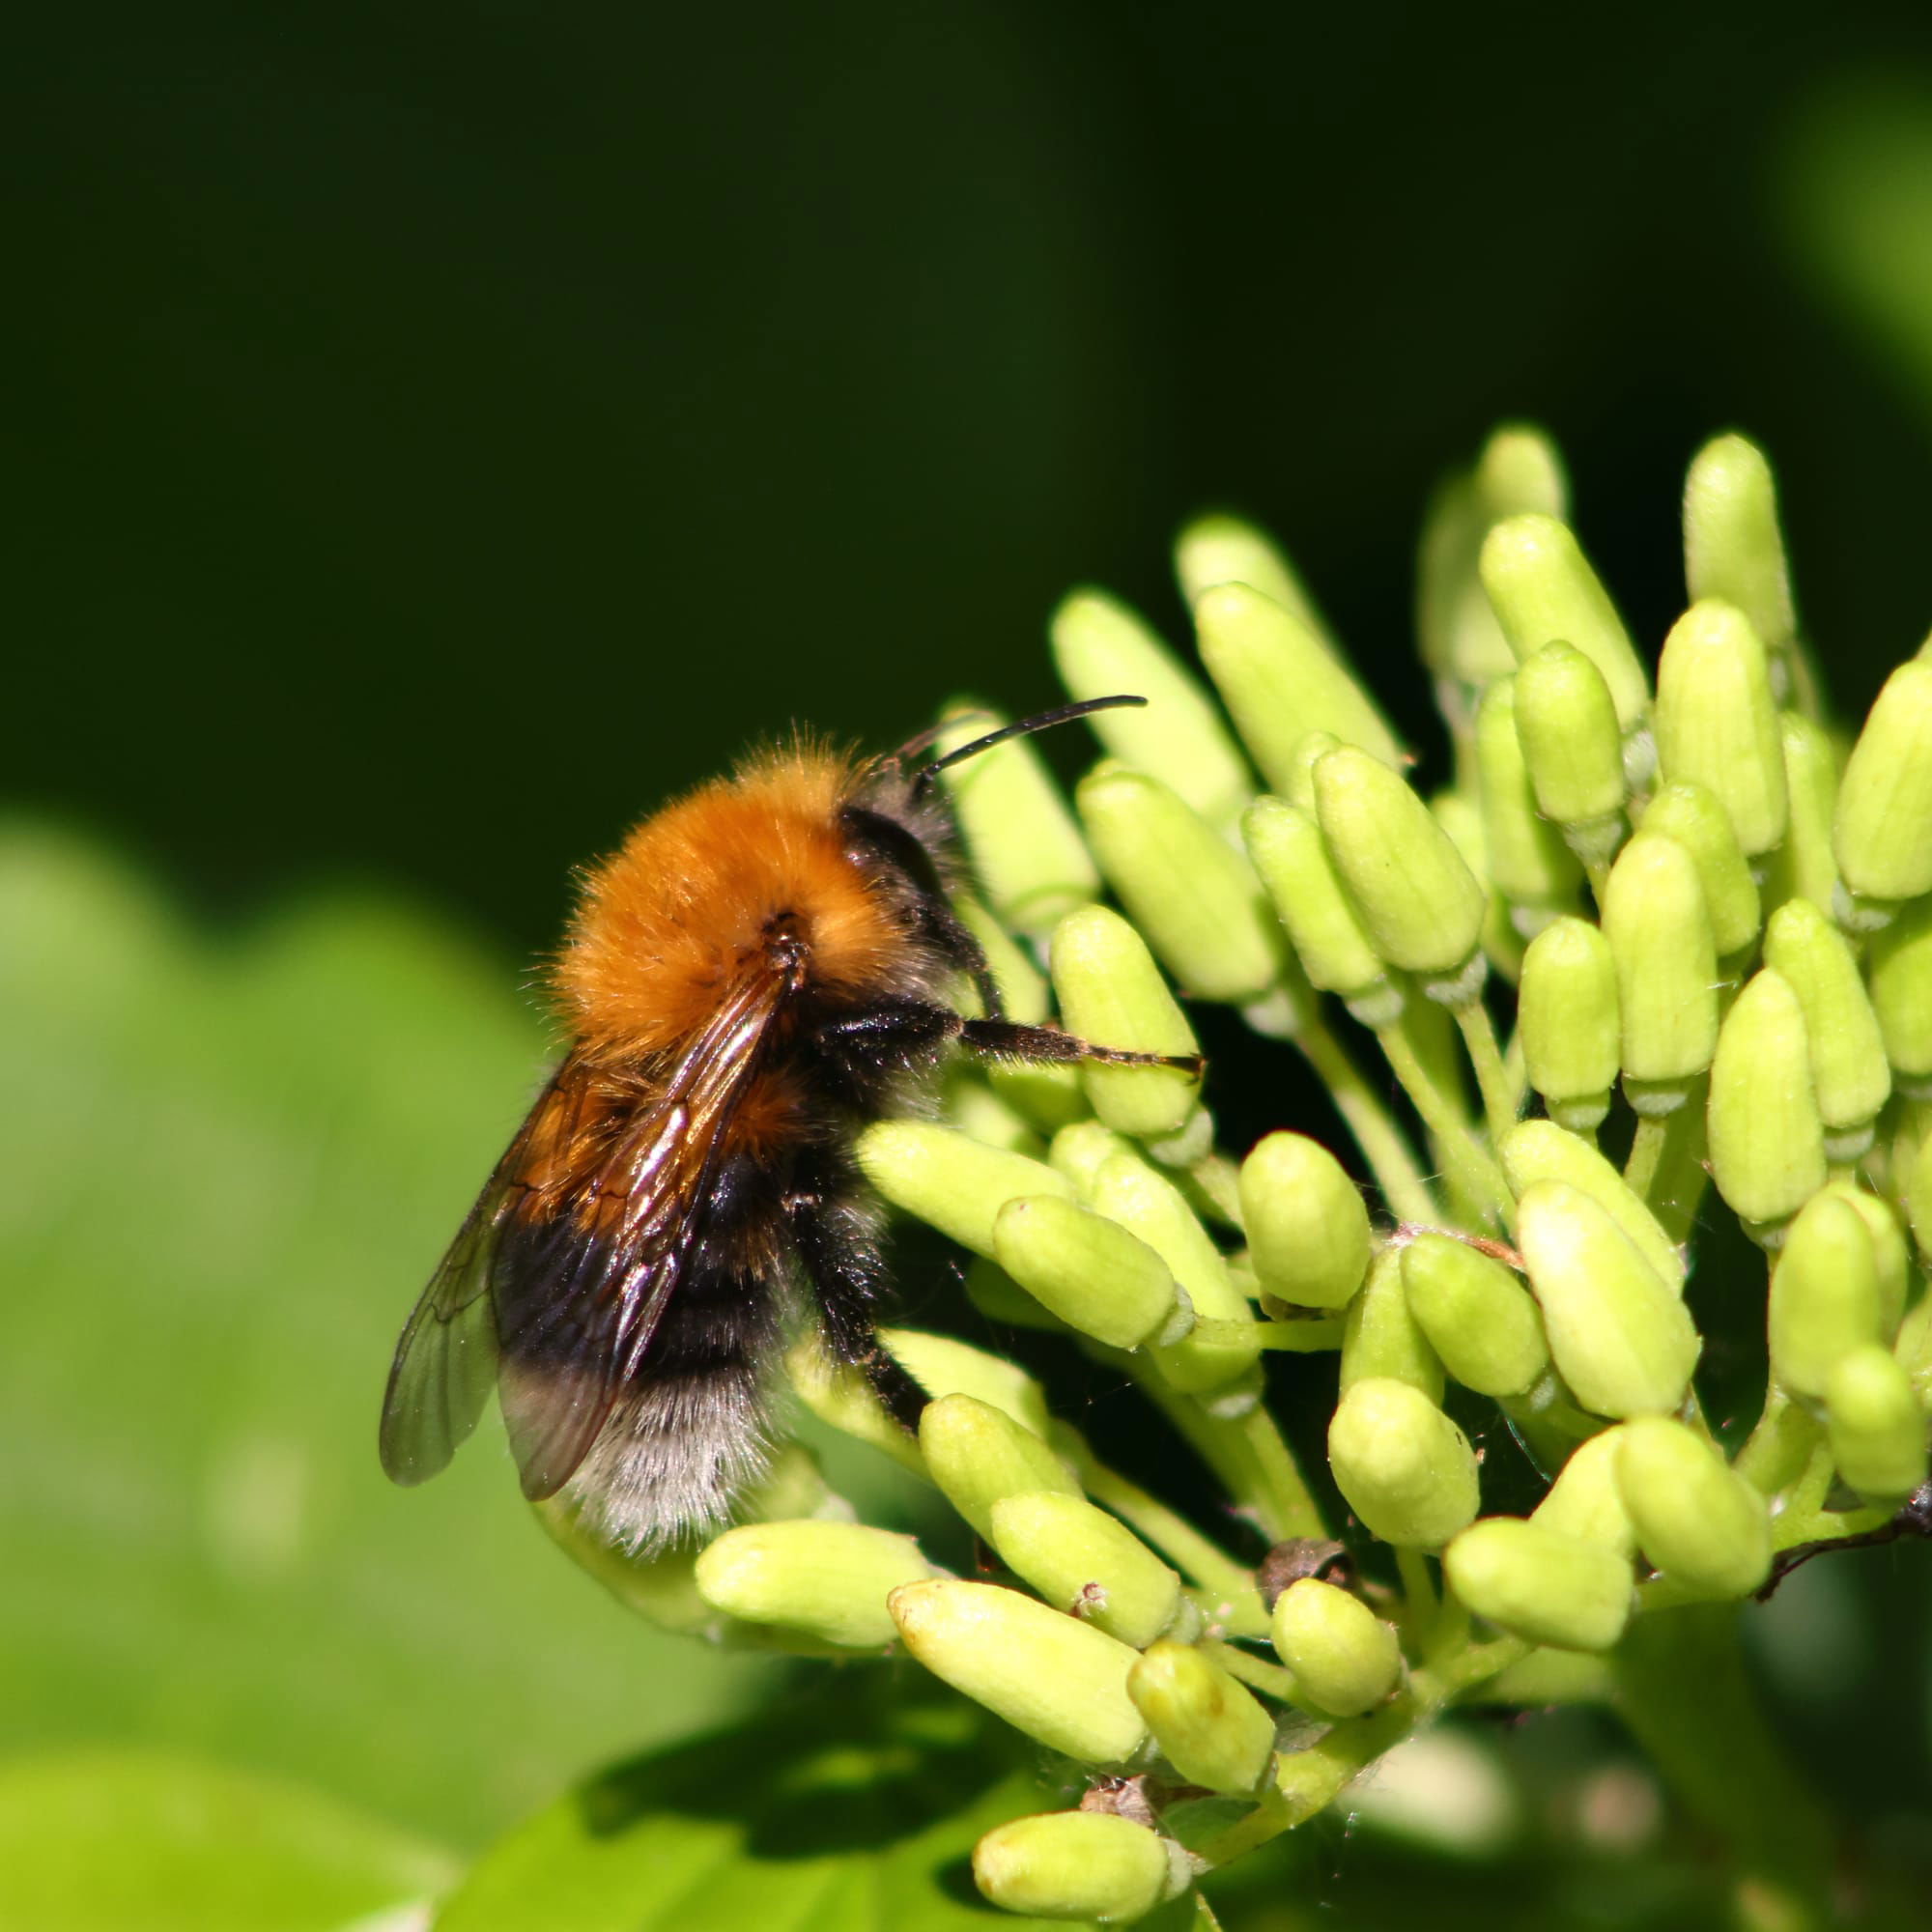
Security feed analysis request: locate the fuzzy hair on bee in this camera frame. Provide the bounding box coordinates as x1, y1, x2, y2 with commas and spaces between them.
378, 696, 1200, 1554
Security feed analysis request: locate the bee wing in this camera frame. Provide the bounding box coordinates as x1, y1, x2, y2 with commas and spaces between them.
487, 962, 798, 1502
377, 1068, 578, 1487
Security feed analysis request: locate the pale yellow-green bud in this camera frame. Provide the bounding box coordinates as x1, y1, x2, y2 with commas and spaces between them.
1076, 763, 1300, 1020
1499, 1121, 1685, 1294
1768, 1192, 1883, 1401
856, 1121, 1073, 1260
1341, 1248, 1445, 1402
1314, 746, 1488, 986
693, 1520, 935, 1651
1050, 589, 1253, 830
1400, 1234, 1548, 1398
1091, 1151, 1260, 1396
1513, 639, 1628, 859
1515, 1181, 1699, 1418
1762, 897, 1890, 1157
1826, 1345, 1928, 1503
1614, 1417, 1771, 1600
1048, 1120, 1135, 1196
1443, 1518, 1634, 1652
1598, 833, 1719, 1110
1867, 896, 1932, 1097
1653, 600, 1787, 859
891, 1578, 1148, 1763
1269, 1578, 1403, 1716
933, 702, 1099, 938
993, 1195, 1185, 1350
1640, 781, 1761, 961
1530, 1428, 1638, 1557
1048, 905, 1205, 1140
1178, 511, 1330, 644
1473, 678, 1584, 920
1127, 1638, 1277, 1795
920, 1392, 1078, 1542
1706, 967, 1827, 1235
1516, 920, 1620, 1133
1327, 1377, 1481, 1548
973, 1810, 1190, 1925
1820, 1180, 1911, 1336
1769, 710, 1841, 915
1479, 513, 1651, 733
1834, 659, 1932, 915
1242, 794, 1398, 1021
879, 1327, 1053, 1437
1193, 581, 1403, 787
1238, 1131, 1372, 1311
988, 1492, 1184, 1649
1683, 433, 1798, 669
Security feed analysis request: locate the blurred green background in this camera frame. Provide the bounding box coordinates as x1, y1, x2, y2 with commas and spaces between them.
14, 1, 1932, 1920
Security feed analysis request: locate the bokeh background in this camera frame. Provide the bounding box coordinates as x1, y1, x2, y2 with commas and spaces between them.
13, 0, 1932, 1920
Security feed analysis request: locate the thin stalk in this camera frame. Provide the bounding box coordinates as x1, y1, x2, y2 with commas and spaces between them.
1395, 1546, 1437, 1644
1297, 1019, 1438, 1224
1373, 1017, 1514, 1226
1202, 1638, 1305, 1708
1451, 997, 1521, 1141
1624, 1116, 1668, 1199
1188, 1316, 1345, 1352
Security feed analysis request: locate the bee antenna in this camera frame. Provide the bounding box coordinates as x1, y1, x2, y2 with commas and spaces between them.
908, 695, 1148, 797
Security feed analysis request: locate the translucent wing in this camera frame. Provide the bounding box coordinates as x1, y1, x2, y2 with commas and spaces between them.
380, 958, 796, 1501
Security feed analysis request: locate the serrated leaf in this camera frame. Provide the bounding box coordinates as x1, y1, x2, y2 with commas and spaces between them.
0, 1749, 455, 1932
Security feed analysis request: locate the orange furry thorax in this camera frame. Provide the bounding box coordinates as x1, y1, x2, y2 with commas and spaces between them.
552, 744, 906, 1065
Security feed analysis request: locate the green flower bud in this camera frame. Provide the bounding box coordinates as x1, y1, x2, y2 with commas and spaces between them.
784, 1335, 928, 1477
1091, 1151, 1261, 1396
1654, 601, 1787, 859
1242, 794, 1399, 1021
1640, 781, 1761, 961
1707, 967, 1827, 1233
1429, 788, 1520, 977
1834, 660, 1932, 911
1499, 1122, 1685, 1295
1516, 1181, 1700, 1418
1479, 513, 1651, 732
856, 1121, 1074, 1259
1342, 1248, 1445, 1402
1514, 639, 1627, 840
1867, 896, 1932, 1096
890, 1578, 1148, 1763
1517, 919, 1621, 1132
1826, 1345, 1928, 1503
1614, 1417, 1772, 1600
1474, 679, 1584, 919
1768, 1192, 1883, 1400
1314, 747, 1487, 983
944, 1075, 1048, 1155
1683, 433, 1798, 668
1050, 590, 1253, 830
1599, 832, 1719, 1106
1762, 898, 1890, 1154
1126, 1638, 1277, 1795
1821, 1180, 1910, 1336
693, 1520, 935, 1651
1763, 710, 1840, 919
1193, 581, 1403, 786
879, 1327, 1053, 1436
973, 1811, 1188, 1925
1269, 1577, 1403, 1716
1443, 1519, 1634, 1652
1327, 1377, 1481, 1548
1530, 1428, 1637, 1556
988, 1492, 1184, 1649
1400, 1233, 1548, 1397
955, 898, 1087, 1129
1076, 764, 1299, 1015
1239, 1130, 1372, 1311
1048, 1119, 1135, 1196
1047, 904, 1204, 1139
994, 1195, 1185, 1350
1178, 511, 1330, 646
933, 703, 1099, 937
920, 1392, 1078, 1542
1478, 423, 1570, 523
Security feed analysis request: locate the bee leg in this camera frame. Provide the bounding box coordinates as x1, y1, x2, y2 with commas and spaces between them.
957, 1018, 1205, 1078
813, 1000, 966, 1086
786, 1167, 927, 1435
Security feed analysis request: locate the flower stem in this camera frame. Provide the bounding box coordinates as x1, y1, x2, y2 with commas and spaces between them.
1373, 1017, 1514, 1226
1451, 997, 1521, 1141
1297, 1018, 1438, 1223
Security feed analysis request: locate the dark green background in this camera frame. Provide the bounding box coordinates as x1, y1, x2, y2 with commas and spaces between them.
14, 2, 1932, 952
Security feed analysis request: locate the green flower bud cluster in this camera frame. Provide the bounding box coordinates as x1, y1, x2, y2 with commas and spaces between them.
564, 426, 1932, 1924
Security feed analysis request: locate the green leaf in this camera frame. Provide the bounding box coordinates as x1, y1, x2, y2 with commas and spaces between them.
0, 826, 762, 1844
436, 1684, 1105, 1931
0, 1749, 455, 1931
